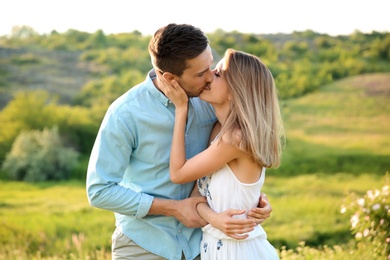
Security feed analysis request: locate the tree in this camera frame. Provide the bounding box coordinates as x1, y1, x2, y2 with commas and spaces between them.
2, 127, 79, 182
0, 90, 55, 160
86, 29, 108, 49
0, 90, 98, 161
10, 25, 38, 38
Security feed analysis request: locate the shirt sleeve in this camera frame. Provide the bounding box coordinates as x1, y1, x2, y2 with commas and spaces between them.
86, 106, 154, 217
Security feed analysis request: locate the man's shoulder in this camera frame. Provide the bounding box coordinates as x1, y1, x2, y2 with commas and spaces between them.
110, 82, 149, 110
103, 83, 150, 128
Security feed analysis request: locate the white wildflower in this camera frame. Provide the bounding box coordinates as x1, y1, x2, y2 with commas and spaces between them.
367, 190, 375, 200
372, 203, 381, 211
357, 198, 365, 207
351, 213, 359, 229
382, 185, 389, 196
355, 232, 362, 239
340, 207, 346, 214
363, 229, 370, 237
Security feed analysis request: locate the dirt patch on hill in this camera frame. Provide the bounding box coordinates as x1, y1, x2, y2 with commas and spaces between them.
350, 73, 390, 97
0, 47, 107, 108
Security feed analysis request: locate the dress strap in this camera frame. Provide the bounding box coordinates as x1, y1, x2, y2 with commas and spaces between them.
210, 132, 221, 144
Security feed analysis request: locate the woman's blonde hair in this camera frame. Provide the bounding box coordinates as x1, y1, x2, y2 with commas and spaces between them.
220, 48, 285, 168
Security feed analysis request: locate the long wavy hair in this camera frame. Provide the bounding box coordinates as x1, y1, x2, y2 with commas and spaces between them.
219, 49, 285, 168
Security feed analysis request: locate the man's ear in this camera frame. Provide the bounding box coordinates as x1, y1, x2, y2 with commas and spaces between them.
162, 72, 175, 83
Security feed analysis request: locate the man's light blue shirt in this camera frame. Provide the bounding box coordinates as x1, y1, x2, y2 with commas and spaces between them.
87, 70, 217, 260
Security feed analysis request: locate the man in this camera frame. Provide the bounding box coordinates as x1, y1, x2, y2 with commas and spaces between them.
86, 23, 272, 260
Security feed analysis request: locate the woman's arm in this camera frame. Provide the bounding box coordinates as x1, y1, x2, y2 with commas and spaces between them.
159, 76, 189, 183
164, 79, 273, 232
164, 80, 239, 184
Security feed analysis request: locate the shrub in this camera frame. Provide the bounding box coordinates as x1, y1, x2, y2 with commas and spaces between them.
341, 172, 390, 259
2, 127, 79, 182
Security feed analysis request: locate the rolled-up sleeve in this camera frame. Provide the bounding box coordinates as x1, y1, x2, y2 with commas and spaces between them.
136, 193, 154, 218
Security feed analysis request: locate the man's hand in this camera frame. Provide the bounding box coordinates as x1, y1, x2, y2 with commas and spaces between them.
247, 193, 272, 224
172, 197, 208, 228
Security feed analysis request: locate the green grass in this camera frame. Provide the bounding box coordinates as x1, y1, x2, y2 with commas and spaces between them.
262, 173, 385, 249
0, 174, 386, 259
0, 181, 113, 259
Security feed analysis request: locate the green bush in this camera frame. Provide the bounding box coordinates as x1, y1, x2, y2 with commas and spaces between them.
2, 127, 79, 182
341, 173, 390, 259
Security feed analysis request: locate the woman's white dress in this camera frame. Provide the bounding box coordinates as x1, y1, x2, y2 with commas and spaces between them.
197, 164, 279, 259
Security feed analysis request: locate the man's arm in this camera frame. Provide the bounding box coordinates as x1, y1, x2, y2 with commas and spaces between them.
86, 111, 147, 216
149, 196, 208, 228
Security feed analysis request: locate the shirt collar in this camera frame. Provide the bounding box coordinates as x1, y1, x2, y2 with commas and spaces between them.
146, 69, 171, 107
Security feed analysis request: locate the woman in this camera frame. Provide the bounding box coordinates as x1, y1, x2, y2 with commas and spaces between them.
165, 48, 284, 259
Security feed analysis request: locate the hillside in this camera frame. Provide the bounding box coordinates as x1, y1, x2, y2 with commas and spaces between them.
274, 73, 390, 176
1, 43, 389, 176
0, 47, 104, 109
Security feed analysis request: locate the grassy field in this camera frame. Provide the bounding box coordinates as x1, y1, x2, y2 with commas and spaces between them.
0, 174, 386, 259
263, 173, 384, 247
0, 73, 389, 259
0, 181, 113, 259
273, 73, 390, 175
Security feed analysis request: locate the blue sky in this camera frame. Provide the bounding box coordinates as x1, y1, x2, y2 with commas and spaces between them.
1, 0, 389, 36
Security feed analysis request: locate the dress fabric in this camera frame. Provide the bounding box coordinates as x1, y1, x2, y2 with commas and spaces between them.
197, 165, 279, 260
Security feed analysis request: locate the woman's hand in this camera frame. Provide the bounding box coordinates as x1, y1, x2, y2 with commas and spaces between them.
161, 78, 188, 109
207, 209, 257, 240
197, 202, 257, 240
247, 193, 272, 224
